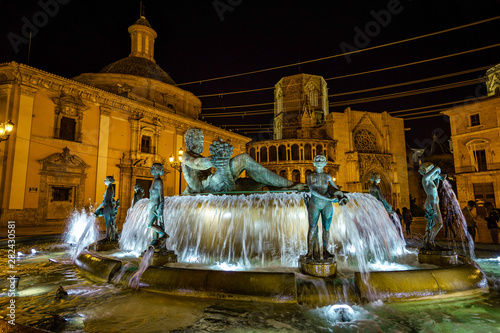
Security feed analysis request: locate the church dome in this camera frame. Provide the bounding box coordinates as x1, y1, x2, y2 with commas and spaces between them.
98, 56, 175, 85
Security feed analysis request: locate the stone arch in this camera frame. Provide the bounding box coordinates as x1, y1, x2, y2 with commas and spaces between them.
249, 147, 256, 160
291, 144, 300, 161
278, 145, 287, 161
292, 169, 301, 183
304, 144, 312, 160
260, 146, 268, 162
269, 146, 277, 162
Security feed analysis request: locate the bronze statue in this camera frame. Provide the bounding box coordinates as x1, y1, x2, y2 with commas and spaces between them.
181, 128, 307, 194
132, 184, 144, 207
147, 163, 168, 250
94, 176, 119, 241
305, 154, 348, 260
369, 173, 394, 214
419, 162, 446, 250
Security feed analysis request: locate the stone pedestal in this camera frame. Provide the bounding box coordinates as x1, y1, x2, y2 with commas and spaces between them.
298, 255, 337, 278
90, 239, 119, 252
139, 249, 178, 266
418, 248, 458, 266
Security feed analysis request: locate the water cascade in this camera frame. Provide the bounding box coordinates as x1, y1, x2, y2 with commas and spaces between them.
63, 208, 100, 260
120, 192, 406, 272
439, 179, 475, 258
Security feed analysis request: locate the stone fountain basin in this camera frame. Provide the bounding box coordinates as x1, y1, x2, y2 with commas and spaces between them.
75, 250, 488, 304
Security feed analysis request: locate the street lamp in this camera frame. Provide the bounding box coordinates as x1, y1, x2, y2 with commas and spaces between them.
169, 147, 184, 195
0, 120, 14, 142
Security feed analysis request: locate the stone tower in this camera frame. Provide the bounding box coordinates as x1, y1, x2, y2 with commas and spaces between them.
273, 74, 329, 140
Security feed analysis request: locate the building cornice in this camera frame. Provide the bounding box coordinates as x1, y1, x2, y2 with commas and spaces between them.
0, 62, 250, 147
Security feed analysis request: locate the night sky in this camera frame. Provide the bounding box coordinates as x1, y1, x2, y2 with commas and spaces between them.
1, 0, 499, 147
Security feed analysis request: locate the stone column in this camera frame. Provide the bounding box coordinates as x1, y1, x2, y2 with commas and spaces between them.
95, 106, 111, 200
129, 117, 139, 160
9, 85, 36, 210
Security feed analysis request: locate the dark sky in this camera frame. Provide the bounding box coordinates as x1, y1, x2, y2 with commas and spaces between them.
1, 0, 499, 147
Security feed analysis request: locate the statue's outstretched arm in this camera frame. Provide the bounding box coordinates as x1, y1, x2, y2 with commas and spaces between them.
183, 153, 213, 170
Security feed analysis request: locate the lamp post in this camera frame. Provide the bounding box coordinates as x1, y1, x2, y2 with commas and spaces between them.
0, 120, 14, 142
169, 147, 184, 195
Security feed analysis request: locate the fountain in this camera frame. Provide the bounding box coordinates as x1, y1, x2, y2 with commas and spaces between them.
1, 131, 495, 331
71, 134, 487, 304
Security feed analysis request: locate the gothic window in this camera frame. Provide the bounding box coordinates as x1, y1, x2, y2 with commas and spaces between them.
470, 114, 480, 127
269, 146, 277, 162
307, 85, 318, 107
59, 117, 76, 141
141, 135, 152, 154
260, 147, 268, 162
354, 129, 378, 153
276, 91, 283, 113
274, 118, 283, 140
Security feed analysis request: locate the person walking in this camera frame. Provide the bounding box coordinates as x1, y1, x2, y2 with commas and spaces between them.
484, 202, 499, 244
462, 200, 477, 242
402, 207, 413, 236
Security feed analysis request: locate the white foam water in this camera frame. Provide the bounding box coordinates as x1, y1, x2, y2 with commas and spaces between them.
120, 192, 406, 273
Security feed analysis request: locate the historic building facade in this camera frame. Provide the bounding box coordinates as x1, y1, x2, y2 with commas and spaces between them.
443, 64, 500, 208
248, 74, 409, 209
0, 16, 249, 226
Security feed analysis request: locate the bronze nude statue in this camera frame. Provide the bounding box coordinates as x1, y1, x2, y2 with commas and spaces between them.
94, 176, 120, 241
181, 128, 307, 194
369, 173, 394, 214
305, 154, 348, 261
132, 184, 144, 207
419, 162, 446, 250
147, 163, 169, 251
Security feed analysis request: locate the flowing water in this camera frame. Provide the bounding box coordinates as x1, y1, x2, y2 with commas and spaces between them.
63, 208, 100, 260
1, 242, 499, 332
439, 179, 475, 257
120, 192, 407, 274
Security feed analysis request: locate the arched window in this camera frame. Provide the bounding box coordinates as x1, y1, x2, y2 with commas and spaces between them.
269, 146, 277, 162
249, 147, 256, 160
278, 145, 287, 161
304, 144, 312, 160
260, 146, 268, 163
354, 129, 378, 153
307, 84, 318, 107
291, 144, 300, 161
274, 118, 283, 140
316, 144, 323, 156
305, 169, 313, 180
280, 170, 288, 180
292, 170, 301, 183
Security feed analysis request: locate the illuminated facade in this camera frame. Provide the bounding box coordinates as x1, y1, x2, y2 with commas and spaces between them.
248, 74, 409, 209
443, 65, 500, 208
0, 16, 249, 226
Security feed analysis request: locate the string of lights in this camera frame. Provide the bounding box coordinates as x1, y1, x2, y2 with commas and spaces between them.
176, 16, 499, 87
